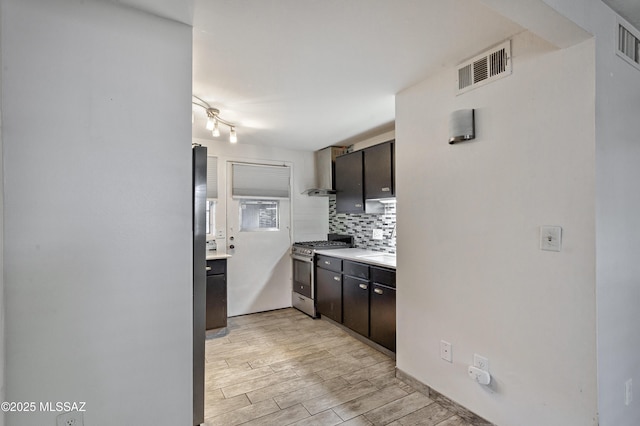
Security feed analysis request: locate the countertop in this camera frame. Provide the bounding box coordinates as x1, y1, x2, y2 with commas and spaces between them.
206, 251, 232, 260
314, 248, 396, 269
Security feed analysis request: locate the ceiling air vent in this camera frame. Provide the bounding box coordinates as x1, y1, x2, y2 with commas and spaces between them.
617, 20, 640, 71
457, 40, 511, 95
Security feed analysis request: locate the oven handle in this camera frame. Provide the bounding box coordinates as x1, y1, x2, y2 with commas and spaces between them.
291, 254, 314, 263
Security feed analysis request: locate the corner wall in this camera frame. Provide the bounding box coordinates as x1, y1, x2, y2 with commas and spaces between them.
0, 3, 4, 424
395, 31, 597, 426
2, 1, 193, 424
534, 1, 640, 423
591, 4, 640, 425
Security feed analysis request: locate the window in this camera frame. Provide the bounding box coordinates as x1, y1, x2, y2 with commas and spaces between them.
205, 156, 217, 235
232, 163, 290, 199
206, 200, 216, 235
207, 157, 218, 199
239, 200, 279, 231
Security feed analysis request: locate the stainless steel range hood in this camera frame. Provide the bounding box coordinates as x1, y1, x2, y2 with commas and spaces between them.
303, 146, 346, 196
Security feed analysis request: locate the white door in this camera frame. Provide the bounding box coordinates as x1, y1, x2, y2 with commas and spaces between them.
226, 162, 292, 317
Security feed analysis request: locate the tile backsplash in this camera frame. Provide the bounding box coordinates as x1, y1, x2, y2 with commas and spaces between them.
329, 198, 396, 253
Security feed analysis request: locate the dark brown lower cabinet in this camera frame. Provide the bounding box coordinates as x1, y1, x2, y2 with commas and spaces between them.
370, 283, 396, 351
343, 276, 369, 337
316, 267, 342, 323
206, 259, 227, 330
317, 256, 396, 352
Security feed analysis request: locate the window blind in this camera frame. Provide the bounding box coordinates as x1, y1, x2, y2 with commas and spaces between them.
206, 156, 218, 199
232, 163, 290, 199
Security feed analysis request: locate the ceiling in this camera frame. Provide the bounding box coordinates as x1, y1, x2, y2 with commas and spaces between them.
602, 0, 640, 30
190, 0, 524, 150
116, 0, 640, 151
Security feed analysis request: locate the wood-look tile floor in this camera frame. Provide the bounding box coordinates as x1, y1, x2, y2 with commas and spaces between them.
204, 308, 474, 426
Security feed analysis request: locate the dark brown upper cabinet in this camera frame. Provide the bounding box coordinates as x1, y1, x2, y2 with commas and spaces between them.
335, 150, 365, 213
364, 141, 394, 199
335, 140, 395, 213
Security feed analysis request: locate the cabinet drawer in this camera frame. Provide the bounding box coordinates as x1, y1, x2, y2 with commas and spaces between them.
370, 266, 395, 288
316, 255, 342, 272
293, 282, 312, 298
206, 259, 226, 275
343, 260, 369, 280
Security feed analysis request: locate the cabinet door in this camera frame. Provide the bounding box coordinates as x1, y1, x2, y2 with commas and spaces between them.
316, 267, 342, 323
206, 274, 227, 330
364, 141, 394, 199
335, 151, 364, 213
370, 284, 396, 351
343, 276, 369, 337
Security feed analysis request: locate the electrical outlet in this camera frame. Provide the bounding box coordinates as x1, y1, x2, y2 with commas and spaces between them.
626, 379, 633, 405
372, 229, 383, 240
56, 412, 84, 426
473, 354, 489, 371
540, 226, 562, 251
440, 340, 452, 363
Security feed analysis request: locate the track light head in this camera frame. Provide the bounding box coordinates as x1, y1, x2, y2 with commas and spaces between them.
192, 96, 239, 144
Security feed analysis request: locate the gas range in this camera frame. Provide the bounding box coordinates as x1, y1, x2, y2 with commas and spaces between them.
291, 235, 353, 318
292, 240, 351, 257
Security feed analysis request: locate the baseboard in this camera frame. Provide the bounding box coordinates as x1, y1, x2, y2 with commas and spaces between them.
395, 368, 494, 426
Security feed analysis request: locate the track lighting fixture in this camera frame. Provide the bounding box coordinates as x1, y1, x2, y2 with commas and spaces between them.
192, 95, 238, 143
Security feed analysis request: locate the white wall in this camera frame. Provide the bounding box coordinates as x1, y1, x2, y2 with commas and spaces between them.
395, 30, 598, 426
594, 9, 640, 425
351, 129, 396, 151
2, 1, 193, 424
528, 2, 640, 423
195, 138, 328, 246
0, 3, 4, 424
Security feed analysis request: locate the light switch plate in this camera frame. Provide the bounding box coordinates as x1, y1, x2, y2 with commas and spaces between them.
440, 340, 452, 363
540, 226, 562, 252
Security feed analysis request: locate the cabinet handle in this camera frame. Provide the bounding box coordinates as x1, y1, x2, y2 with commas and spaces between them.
359, 283, 368, 290
355, 204, 362, 208
381, 187, 390, 192
324, 261, 330, 265
374, 288, 383, 295
205, 267, 212, 271
333, 276, 340, 281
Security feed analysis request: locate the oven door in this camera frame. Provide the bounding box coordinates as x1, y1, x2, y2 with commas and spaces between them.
292, 253, 317, 317
292, 254, 313, 298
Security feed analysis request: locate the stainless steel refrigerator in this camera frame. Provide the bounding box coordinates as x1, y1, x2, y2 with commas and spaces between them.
192, 145, 207, 425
